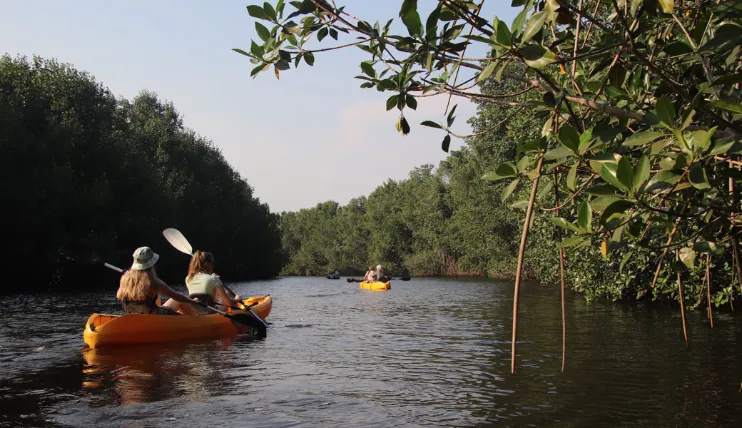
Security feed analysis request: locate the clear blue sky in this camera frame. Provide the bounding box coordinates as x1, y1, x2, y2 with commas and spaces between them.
1, 0, 518, 212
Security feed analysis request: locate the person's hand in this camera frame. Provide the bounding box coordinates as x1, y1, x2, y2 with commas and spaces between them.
234, 294, 243, 301
212, 272, 221, 278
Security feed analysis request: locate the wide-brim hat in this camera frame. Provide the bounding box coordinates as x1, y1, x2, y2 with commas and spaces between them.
131, 246, 159, 270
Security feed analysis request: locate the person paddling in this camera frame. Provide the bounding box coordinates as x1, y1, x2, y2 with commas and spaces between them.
376, 264, 388, 282
185, 250, 244, 314
362, 265, 376, 282
116, 246, 198, 316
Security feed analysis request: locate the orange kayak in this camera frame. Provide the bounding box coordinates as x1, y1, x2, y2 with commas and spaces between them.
83, 295, 272, 349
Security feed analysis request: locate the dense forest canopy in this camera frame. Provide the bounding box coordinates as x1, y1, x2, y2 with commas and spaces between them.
0, 55, 285, 292
246, 0, 742, 312
240, 0, 741, 371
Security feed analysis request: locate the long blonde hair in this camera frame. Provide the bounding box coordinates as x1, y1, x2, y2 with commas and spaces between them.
187, 250, 214, 281
118, 267, 165, 300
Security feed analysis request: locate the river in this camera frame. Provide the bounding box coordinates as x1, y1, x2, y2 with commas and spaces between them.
1, 277, 741, 427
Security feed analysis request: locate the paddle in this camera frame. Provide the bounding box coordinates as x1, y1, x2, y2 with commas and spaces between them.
60, 245, 266, 337
162, 227, 269, 330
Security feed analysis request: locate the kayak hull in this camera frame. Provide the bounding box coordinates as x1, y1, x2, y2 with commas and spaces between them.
359, 281, 391, 291
84, 295, 272, 349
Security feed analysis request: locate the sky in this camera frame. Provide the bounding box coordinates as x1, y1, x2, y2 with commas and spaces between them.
1, 0, 518, 213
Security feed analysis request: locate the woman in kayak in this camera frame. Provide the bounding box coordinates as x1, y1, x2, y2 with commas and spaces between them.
363, 265, 377, 282
186, 250, 244, 313
116, 246, 198, 315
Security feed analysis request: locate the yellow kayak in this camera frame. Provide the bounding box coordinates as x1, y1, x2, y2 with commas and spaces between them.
359, 281, 391, 291
83, 295, 272, 349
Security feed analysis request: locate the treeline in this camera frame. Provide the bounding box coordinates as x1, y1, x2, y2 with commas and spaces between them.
0, 55, 284, 292
280, 75, 553, 281
278, 72, 692, 305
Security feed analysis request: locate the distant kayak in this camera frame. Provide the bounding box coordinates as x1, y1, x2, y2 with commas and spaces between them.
327, 273, 340, 279
83, 295, 272, 349
359, 281, 391, 291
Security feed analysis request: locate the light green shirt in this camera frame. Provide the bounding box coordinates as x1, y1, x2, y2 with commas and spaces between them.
185, 272, 224, 298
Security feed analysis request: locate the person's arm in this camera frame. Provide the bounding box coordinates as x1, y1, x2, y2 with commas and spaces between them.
215, 286, 243, 305
154, 280, 199, 305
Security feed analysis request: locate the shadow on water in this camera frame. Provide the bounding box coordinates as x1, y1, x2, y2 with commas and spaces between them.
2, 277, 742, 427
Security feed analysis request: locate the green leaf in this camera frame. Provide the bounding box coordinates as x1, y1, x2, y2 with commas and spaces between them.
689, 163, 710, 189
620, 250, 633, 272
658, 0, 674, 14
548, 217, 583, 233
566, 163, 578, 191
247, 5, 270, 20
520, 45, 557, 68
578, 128, 594, 155
622, 130, 665, 147
655, 96, 675, 127
558, 125, 580, 153
360, 61, 375, 77
399, 0, 423, 37
522, 11, 546, 43
263, 2, 277, 21
495, 19, 512, 47
284, 21, 301, 34
616, 156, 634, 191
406, 95, 418, 110
502, 178, 521, 202
511, 200, 530, 209
232, 48, 252, 57
255, 22, 271, 41
586, 184, 620, 196
482, 162, 518, 181
633, 156, 650, 193
577, 200, 592, 232
544, 146, 573, 160
517, 156, 532, 172
712, 73, 742, 87
511, 6, 529, 36
441, 134, 451, 152
304, 52, 315, 66
386, 95, 399, 111
421, 120, 443, 129
558, 235, 588, 249
589, 152, 620, 174
679, 247, 696, 269
250, 40, 264, 58
645, 170, 681, 192
711, 100, 742, 114
477, 61, 498, 83
600, 163, 627, 191
707, 139, 735, 156
590, 196, 622, 211
600, 200, 634, 226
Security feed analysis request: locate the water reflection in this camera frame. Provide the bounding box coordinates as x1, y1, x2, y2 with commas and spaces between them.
80, 337, 241, 405
2, 277, 742, 427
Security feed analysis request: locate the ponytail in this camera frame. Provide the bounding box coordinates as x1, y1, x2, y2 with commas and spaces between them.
187, 250, 215, 281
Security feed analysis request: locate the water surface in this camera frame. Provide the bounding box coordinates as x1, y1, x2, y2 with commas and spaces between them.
1, 277, 741, 427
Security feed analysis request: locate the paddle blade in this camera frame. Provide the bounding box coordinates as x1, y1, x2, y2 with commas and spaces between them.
162, 228, 193, 256
229, 313, 267, 339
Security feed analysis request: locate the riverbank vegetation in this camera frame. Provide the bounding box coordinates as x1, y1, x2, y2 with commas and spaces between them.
0, 55, 284, 292
240, 0, 742, 370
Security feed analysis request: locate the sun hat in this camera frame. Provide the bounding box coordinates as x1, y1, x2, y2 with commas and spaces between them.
131, 246, 159, 270
376, 264, 383, 270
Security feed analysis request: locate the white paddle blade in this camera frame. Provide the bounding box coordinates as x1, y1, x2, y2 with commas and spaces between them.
162, 228, 193, 256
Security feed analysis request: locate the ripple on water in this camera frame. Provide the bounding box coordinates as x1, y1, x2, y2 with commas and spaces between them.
1, 278, 742, 427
